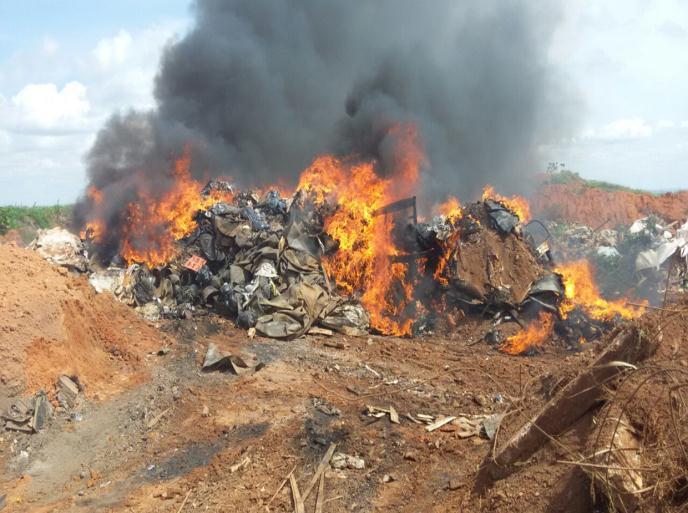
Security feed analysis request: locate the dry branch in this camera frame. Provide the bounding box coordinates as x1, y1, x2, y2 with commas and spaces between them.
480, 326, 659, 482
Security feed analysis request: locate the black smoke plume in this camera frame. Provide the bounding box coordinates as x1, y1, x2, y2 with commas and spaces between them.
76, 0, 577, 257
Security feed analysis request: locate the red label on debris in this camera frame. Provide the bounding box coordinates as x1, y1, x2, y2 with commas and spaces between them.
183, 255, 207, 272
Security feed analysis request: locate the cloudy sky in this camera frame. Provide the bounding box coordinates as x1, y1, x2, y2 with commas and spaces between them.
0, 0, 687, 205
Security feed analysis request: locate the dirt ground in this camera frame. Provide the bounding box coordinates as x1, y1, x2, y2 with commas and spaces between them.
532, 183, 688, 225
0, 244, 686, 513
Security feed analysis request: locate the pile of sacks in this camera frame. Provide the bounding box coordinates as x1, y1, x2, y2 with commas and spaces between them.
89, 188, 370, 339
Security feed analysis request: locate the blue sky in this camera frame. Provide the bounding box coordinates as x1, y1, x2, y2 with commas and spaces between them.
0, 1, 190, 58
0, 0, 687, 204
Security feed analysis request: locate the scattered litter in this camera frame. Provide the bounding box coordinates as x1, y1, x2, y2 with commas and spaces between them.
451, 416, 486, 438
426, 416, 457, 432
146, 408, 171, 429
2, 391, 53, 433
389, 405, 400, 424
405, 413, 422, 424
330, 452, 365, 470
56, 375, 80, 408
365, 405, 400, 424
201, 343, 263, 374
88, 267, 125, 294
364, 365, 381, 379
482, 413, 505, 441
314, 399, 341, 417
230, 456, 251, 473
30, 227, 89, 272
308, 327, 334, 337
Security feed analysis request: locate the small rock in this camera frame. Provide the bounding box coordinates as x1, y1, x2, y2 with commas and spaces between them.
403, 451, 418, 461
331, 452, 365, 470
201, 405, 210, 417
448, 479, 462, 491
473, 394, 487, 407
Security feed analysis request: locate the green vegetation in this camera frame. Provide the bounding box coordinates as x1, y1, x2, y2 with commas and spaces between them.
0, 204, 73, 239
544, 167, 649, 195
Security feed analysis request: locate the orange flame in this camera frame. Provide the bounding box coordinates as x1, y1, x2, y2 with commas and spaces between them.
500, 312, 554, 355
120, 148, 233, 267
80, 220, 105, 242
435, 196, 463, 223
430, 197, 463, 286
555, 260, 646, 320
80, 187, 105, 240
481, 185, 531, 223
297, 123, 424, 335
86, 186, 103, 205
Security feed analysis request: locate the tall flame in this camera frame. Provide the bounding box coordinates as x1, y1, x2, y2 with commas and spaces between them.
555, 260, 646, 320
499, 312, 554, 355
431, 197, 463, 286
482, 185, 531, 223
297, 123, 424, 335
80, 186, 105, 241
119, 148, 233, 267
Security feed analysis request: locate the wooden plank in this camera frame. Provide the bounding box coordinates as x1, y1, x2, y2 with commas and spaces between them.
314, 472, 325, 513
302, 443, 337, 502
289, 474, 305, 513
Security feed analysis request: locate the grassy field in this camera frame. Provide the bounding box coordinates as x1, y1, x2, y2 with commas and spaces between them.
0, 204, 73, 242
544, 169, 650, 194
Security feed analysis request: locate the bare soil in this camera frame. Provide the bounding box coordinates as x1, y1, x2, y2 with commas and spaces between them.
0, 244, 686, 512
532, 183, 688, 225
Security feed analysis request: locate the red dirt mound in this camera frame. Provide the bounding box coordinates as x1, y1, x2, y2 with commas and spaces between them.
0, 243, 166, 401
532, 183, 688, 225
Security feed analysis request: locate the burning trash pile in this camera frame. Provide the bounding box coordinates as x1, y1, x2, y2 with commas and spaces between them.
87, 181, 373, 339
71, 145, 649, 353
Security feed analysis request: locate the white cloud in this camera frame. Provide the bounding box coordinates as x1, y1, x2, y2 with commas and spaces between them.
92, 30, 133, 70
584, 117, 654, 141
657, 119, 675, 129
0, 20, 189, 204
7, 81, 90, 132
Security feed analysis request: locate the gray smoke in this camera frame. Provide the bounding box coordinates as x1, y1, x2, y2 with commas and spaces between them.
77, 0, 576, 255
